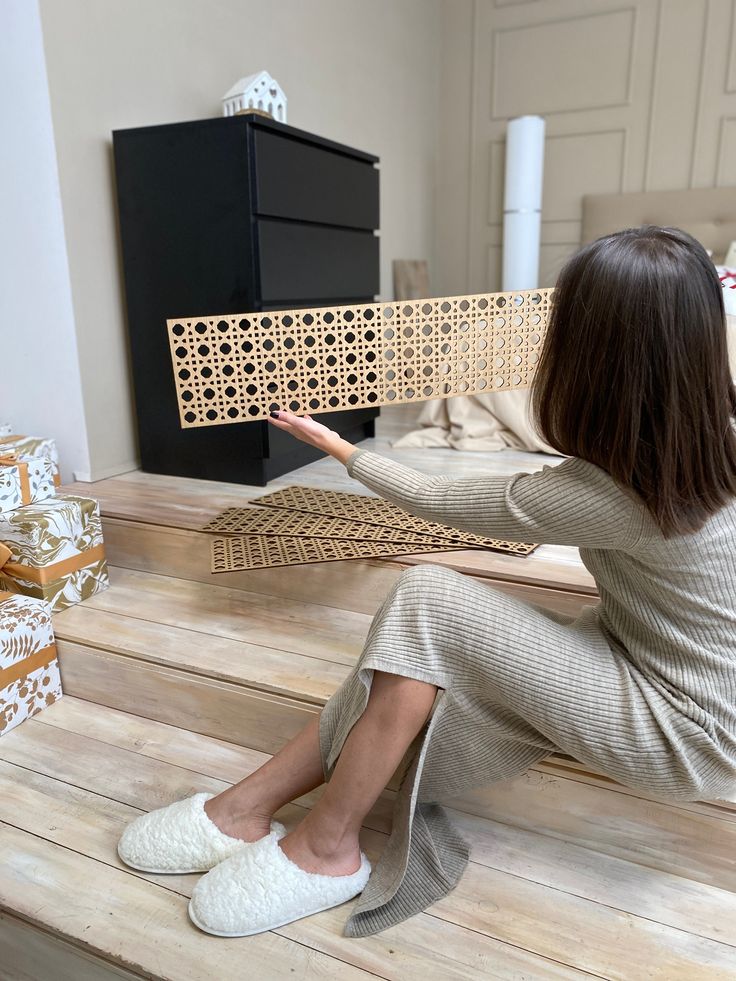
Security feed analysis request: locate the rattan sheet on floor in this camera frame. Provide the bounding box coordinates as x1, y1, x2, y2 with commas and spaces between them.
249, 486, 537, 554
205, 486, 537, 571
210, 535, 468, 572
204, 506, 454, 546
167, 289, 552, 427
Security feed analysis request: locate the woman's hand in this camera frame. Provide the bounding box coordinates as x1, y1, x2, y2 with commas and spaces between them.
267, 410, 357, 466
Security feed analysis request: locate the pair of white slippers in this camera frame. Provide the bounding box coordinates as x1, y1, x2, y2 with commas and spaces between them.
117, 792, 371, 937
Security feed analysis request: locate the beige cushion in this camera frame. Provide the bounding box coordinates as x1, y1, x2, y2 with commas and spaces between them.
582, 187, 736, 263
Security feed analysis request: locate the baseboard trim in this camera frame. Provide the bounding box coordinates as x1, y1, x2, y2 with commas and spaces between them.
72, 460, 139, 482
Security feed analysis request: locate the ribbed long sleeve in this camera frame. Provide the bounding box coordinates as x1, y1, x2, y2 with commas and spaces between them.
346, 448, 647, 549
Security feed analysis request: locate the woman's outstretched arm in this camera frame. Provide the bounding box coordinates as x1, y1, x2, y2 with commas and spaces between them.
267, 410, 647, 550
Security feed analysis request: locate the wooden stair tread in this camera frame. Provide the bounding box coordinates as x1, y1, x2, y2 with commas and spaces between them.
2, 697, 736, 980
62, 470, 597, 597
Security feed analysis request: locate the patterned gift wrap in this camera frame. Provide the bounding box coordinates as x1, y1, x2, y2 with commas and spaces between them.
0, 454, 56, 513
0, 434, 61, 486
0, 591, 61, 736
0, 494, 109, 613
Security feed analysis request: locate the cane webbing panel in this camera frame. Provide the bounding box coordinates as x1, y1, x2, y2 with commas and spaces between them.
167, 289, 552, 427
250, 486, 537, 556
203, 507, 456, 546
211, 535, 467, 572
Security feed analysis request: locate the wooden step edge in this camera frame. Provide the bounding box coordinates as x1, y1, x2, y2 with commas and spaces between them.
98, 512, 598, 599
537, 755, 736, 814
0, 908, 147, 981
52, 626, 333, 707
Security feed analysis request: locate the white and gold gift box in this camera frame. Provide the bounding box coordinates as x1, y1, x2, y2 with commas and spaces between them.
0, 454, 56, 513
0, 494, 109, 613
0, 591, 62, 736
0, 434, 61, 486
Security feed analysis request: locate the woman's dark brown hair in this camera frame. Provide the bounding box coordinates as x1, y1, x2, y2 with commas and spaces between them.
532, 225, 736, 536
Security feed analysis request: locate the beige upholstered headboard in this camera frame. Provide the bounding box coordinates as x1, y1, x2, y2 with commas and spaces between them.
581, 186, 736, 377
582, 187, 736, 263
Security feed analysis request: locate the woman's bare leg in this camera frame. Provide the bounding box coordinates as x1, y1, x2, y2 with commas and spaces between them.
205, 671, 438, 875
204, 715, 324, 842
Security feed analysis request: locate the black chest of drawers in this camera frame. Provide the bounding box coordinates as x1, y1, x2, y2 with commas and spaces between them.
112, 115, 380, 485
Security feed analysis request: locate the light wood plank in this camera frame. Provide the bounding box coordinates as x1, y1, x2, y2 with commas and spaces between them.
0, 763, 590, 980
99, 517, 595, 616
73, 565, 369, 667
54, 605, 349, 704
4, 716, 735, 979
55, 642, 320, 754
27, 699, 736, 943
448, 769, 736, 891
0, 825, 380, 981
0, 912, 144, 981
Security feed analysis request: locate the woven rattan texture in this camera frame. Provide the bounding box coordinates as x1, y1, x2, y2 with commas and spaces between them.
167, 290, 552, 427
211, 535, 466, 572
250, 486, 537, 556
203, 507, 455, 545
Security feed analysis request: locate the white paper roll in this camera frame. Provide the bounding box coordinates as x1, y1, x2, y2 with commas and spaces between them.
502, 115, 545, 291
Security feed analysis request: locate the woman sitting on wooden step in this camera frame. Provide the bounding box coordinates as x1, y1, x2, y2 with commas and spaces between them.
118, 225, 736, 939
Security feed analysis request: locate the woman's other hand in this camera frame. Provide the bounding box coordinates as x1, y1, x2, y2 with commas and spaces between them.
268, 410, 356, 466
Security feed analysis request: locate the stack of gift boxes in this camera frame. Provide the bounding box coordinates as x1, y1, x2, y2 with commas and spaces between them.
0, 427, 109, 735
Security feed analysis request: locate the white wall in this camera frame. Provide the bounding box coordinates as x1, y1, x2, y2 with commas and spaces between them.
0, 0, 91, 482
38, 0, 442, 479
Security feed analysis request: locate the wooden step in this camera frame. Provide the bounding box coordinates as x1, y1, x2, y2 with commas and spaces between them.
54, 565, 590, 752
53, 566, 736, 818
2, 697, 735, 980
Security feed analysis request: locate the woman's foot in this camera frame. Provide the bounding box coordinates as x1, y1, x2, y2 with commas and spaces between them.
203, 793, 273, 843
278, 815, 362, 877
188, 826, 370, 937
117, 792, 284, 874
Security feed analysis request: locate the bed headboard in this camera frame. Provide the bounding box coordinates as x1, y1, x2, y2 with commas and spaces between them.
582, 187, 736, 262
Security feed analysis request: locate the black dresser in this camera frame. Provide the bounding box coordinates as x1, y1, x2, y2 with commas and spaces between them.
112, 115, 380, 485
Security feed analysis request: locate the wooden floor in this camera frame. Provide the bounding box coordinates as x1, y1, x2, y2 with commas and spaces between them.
3, 408, 736, 980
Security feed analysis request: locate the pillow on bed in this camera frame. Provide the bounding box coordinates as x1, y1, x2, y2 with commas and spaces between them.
715, 266, 736, 317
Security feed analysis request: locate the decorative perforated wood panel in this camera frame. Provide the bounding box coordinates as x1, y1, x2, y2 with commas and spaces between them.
204, 507, 454, 546
167, 290, 552, 427
210, 534, 468, 572
248, 485, 538, 555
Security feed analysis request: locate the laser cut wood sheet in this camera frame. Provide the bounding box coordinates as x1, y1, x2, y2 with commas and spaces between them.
210, 535, 468, 573
249, 486, 538, 556
203, 507, 457, 546
167, 289, 552, 427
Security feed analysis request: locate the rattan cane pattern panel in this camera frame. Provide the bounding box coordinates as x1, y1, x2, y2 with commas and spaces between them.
203, 507, 456, 545
211, 535, 468, 572
250, 486, 537, 556
167, 289, 552, 427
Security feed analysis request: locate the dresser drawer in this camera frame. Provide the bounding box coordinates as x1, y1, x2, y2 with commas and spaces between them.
253, 129, 379, 230
257, 220, 379, 302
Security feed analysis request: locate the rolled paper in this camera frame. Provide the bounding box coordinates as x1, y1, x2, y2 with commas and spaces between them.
503, 115, 545, 292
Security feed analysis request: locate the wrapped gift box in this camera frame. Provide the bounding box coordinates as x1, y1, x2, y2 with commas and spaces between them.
0, 454, 56, 513
0, 494, 109, 613
1, 591, 62, 736
0, 434, 60, 486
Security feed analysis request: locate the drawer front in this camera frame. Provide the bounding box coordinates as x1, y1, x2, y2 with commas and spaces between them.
253, 129, 379, 230
257, 220, 379, 302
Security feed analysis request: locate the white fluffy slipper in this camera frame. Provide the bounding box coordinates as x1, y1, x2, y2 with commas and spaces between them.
188, 831, 371, 936
117, 792, 286, 874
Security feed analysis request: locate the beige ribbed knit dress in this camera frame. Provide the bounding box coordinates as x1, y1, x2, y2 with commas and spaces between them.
320, 449, 736, 938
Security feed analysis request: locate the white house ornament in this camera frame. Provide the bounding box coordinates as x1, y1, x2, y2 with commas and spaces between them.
222, 71, 287, 122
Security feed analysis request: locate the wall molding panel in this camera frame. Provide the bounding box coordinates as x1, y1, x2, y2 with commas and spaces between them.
448, 0, 736, 294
